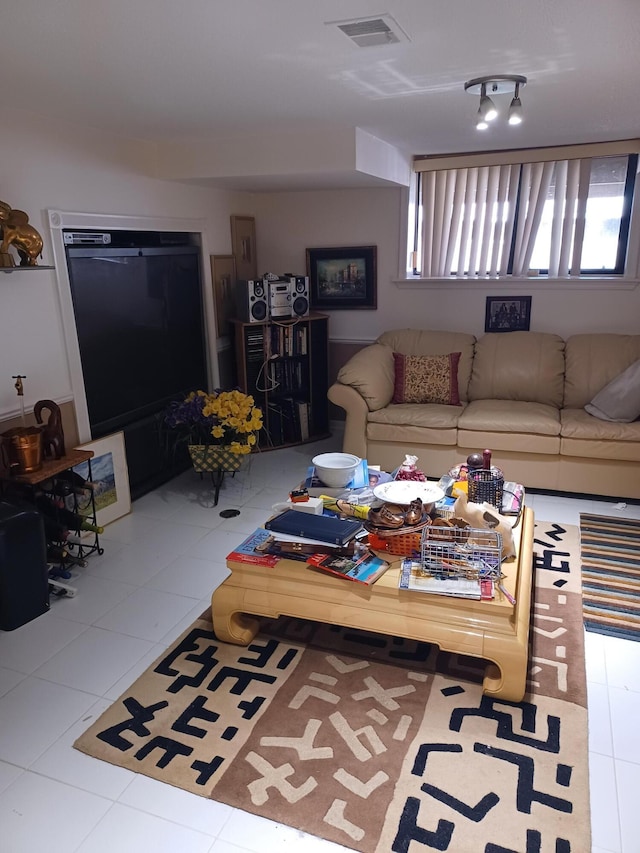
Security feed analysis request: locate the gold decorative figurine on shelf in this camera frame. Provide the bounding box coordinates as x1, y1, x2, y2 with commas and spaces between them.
0, 199, 44, 267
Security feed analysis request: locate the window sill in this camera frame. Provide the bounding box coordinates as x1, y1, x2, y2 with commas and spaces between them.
393, 275, 640, 291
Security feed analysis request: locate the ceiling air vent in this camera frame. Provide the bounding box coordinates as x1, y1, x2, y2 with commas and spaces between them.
330, 14, 409, 48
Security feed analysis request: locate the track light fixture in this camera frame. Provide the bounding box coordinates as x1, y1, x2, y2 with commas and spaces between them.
464, 75, 527, 130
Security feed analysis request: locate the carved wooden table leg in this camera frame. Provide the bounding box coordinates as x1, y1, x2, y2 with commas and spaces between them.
211, 584, 260, 644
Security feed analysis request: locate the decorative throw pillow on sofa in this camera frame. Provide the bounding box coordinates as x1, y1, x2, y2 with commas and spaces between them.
584, 358, 640, 422
392, 352, 462, 405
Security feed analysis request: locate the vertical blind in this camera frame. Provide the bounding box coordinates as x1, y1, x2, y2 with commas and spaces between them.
418, 156, 595, 277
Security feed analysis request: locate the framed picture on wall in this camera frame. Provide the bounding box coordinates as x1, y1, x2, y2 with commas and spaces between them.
306, 245, 377, 309
210, 254, 236, 337
230, 215, 257, 281
73, 431, 131, 527
485, 295, 532, 333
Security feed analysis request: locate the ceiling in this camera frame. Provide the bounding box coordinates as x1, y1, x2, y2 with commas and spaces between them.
3, 0, 639, 191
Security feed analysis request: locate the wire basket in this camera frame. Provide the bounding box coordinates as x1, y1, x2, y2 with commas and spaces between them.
467, 468, 504, 511
420, 524, 502, 581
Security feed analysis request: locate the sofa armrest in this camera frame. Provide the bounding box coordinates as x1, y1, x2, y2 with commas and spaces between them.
336, 343, 395, 410
327, 383, 369, 459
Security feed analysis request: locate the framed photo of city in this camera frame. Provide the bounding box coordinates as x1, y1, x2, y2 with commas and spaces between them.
485, 295, 532, 333
306, 246, 377, 309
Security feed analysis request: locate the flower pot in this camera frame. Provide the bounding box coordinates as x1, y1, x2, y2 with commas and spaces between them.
188, 445, 243, 473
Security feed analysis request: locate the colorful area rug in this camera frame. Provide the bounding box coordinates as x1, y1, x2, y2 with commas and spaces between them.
75, 521, 590, 852
580, 512, 640, 641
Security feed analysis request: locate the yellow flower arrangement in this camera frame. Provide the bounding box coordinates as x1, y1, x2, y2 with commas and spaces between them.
165, 388, 263, 455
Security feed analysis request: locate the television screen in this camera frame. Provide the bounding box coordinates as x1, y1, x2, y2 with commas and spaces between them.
66, 245, 207, 433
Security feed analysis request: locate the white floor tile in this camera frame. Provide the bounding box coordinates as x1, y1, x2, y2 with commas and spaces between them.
614, 758, 640, 853
0, 676, 96, 767
85, 542, 177, 586
94, 587, 201, 642
0, 665, 26, 697
30, 697, 136, 799
186, 526, 266, 562
589, 752, 622, 853
609, 686, 640, 763
103, 642, 167, 700
208, 842, 254, 853
0, 771, 112, 853
157, 597, 212, 646
101, 512, 163, 544
130, 518, 212, 558
47, 573, 138, 625
584, 629, 607, 684
144, 554, 230, 599
217, 808, 348, 852
587, 680, 614, 755
33, 626, 155, 695
76, 802, 215, 852
0, 760, 22, 795
130, 491, 186, 520
118, 773, 233, 835
602, 635, 640, 693
0, 613, 87, 673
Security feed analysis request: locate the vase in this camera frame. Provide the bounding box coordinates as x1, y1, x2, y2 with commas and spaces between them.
187, 444, 243, 474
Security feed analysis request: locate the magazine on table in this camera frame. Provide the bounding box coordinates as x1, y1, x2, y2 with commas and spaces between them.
398, 559, 494, 600
306, 549, 390, 585
227, 528, 280, 567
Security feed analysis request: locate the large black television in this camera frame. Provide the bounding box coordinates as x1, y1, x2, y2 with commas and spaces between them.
66, 237, 207, 436
65, 232, 208, 498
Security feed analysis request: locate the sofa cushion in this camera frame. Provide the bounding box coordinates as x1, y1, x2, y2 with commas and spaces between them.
368, 402, 464, 430
377, 329, 476, 402
583, 358, 640, 422
561, 411, 640, 463
458, 399, 561, 434
468, 332, 565, 407
392, 352, 461, 405
564, 334, 640, 408
336, 343, 394, 411
561, 408, 640, 441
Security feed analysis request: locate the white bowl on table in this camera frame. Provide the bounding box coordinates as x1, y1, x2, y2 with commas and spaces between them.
312, 452, 361, 488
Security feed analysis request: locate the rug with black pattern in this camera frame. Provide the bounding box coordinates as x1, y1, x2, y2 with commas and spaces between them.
74, 520, 590, 852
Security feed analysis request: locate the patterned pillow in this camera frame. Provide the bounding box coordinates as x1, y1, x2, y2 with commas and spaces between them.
392, 352, 462, 405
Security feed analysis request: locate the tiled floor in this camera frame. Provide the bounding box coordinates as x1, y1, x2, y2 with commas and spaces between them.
1, 434, 639, 852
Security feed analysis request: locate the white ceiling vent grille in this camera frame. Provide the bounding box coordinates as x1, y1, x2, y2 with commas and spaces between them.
329, 14, 409, 48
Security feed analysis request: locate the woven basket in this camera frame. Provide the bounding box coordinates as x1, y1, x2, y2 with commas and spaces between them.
188, 445, 243, 473
369, 530, 423, 557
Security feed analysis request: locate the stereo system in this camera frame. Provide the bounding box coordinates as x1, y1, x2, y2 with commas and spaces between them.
235, 275, 309, 322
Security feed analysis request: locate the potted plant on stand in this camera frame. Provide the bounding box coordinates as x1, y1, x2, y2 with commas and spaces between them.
164, 389, 263, 502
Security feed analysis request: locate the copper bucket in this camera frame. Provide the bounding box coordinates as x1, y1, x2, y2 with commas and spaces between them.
1, 426, 43, 474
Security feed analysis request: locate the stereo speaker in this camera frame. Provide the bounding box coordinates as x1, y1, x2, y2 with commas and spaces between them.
291, 276, 310, 318
235, 279, 268, 323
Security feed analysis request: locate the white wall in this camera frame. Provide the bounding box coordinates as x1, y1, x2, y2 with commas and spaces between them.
0, 110, 249, 420
253, 187, 640, 342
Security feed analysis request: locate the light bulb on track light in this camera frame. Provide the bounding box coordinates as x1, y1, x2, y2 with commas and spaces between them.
508, 83, 523, 125
479, 84, 498, 122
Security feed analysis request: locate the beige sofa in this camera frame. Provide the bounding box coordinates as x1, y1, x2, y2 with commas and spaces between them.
328, 330, 640, 500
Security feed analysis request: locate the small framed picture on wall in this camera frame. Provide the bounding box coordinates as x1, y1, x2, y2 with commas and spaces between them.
485, 295, 532, 333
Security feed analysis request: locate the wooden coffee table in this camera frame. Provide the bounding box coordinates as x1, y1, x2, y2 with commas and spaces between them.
212, 507, 535, 702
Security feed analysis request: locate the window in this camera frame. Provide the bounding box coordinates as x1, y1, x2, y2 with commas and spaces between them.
411, 143, 639, 279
